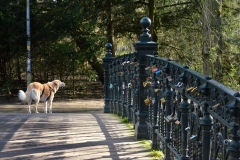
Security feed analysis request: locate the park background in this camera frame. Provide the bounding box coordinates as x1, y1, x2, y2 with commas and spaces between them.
0, 0, 240, 101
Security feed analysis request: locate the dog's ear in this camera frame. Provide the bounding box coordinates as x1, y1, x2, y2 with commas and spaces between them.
53, 80, 59, 86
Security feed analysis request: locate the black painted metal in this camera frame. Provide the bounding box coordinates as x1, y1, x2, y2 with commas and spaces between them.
102, 43, 114, 113
103, 17, 240, 160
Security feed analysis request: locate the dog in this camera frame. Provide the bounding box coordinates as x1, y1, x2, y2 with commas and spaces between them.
18, 80, 65, 113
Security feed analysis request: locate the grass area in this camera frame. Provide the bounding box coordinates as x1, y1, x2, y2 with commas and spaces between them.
112, 115, 164, 160
139, 140, 164, 160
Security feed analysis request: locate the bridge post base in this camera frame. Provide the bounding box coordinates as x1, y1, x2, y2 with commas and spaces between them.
135, 122, 148, 139
135, 112, 148, 139
103, 99, 110, 113
103, 105, 110, 113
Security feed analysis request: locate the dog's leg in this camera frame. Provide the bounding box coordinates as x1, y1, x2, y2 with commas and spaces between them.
35, 99, 40, 113
31, 89, 40, 113
28, 99, 32, 113
49, 100, 53, 113
44, 101, 48, 113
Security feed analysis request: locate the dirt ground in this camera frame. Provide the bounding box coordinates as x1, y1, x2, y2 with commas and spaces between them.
0, 99, 104, 113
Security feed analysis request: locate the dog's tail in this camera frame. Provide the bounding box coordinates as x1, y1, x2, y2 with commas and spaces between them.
18, 90, 28, 102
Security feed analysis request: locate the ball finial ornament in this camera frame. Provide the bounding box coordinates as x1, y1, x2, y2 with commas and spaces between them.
105, 43, 112, 57
105, 43, 112, 50
139, 17, 152, 42
140, 17, 151, 29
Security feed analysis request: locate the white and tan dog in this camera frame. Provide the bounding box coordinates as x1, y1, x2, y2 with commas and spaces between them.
18, 80, 65, 113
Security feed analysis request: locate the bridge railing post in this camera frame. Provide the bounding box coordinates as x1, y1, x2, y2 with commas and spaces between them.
116, 59, 122, 116
150, 65, 159, 150
121, 57, 127, 118
133, 17, 158, 139
102, 43, 114, 113
131, 62, 138, 129
109, 64, 114, 113
113, 61, 118, 114
200, 101, 213, 160
164, 73, 173, 160
126, 61, 133, 122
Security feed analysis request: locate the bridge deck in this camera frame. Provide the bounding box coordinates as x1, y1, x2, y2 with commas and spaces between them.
0, 112, 152, 160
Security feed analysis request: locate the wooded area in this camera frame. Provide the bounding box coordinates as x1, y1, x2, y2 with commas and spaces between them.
0, 0, 240, 98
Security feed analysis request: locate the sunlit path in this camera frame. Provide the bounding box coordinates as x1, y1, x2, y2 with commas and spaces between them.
0, 113, 152, 160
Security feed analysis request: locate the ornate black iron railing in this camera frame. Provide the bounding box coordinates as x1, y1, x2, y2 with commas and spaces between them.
102, 17, 240, 160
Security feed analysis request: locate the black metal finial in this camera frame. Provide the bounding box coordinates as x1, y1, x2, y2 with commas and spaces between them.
105, 43, 112, 57
140, 17, 151, 29
140, 17, 151, 42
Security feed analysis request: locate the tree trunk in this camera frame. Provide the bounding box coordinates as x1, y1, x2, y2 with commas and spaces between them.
87, 57, 104, 84
106, 0, 115, 56
75, 38, 104, 85
148, 0, 158, 42
214, 0, 223, 82
202, 0, 213, 76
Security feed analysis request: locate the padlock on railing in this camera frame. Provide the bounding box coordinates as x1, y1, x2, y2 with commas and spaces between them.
175, 82, 183, 88
109, 83, 113, 89
167, 76, 173, 82
165, 115, 174, 123
160, 98, 166, 103
150, 66, 162, 76
128, 83, 132, 89
175, 120, 181, 125
212, 103, 221, 109
152, 97, 155, 104
187, 87, 194, 93
121, 62, 126, 66
154, 70, 161, 75
145, 66, 151, 70
173, 99, 177, 104
122, 82, 125, 89
190, 135, 197, 141
143, 81, 151, 87
144, 97, 152, 106
152, 68, 158, 73
151, 65, 157, 70
191, 87, 198, 94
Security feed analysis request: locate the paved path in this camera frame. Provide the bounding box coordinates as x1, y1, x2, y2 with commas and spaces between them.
0, 113, 152, 160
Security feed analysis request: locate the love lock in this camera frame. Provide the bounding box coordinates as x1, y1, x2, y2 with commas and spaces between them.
128, 83, 132, 89
122, 82, 125, 89
165, 115, 174, 123
144, 97, 152, 106
185, 126, 190, 131
146, 77, 151, 81
173, 100, 177, 104
160, 98, 166, 103
143, 81, 151, 87
145, 66, 150, 70
191, 87, 198, 94
152, 98, 155, 104
109, 83, 113, 89
167, 76, 173, 82
212, 103, 221, 109
152, 68, 158, 73
151, 65, 157, 70
155, 70, 161, 75
175, 82, 183, 87
175, 120, 181, 125
187, 87, 194, 92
